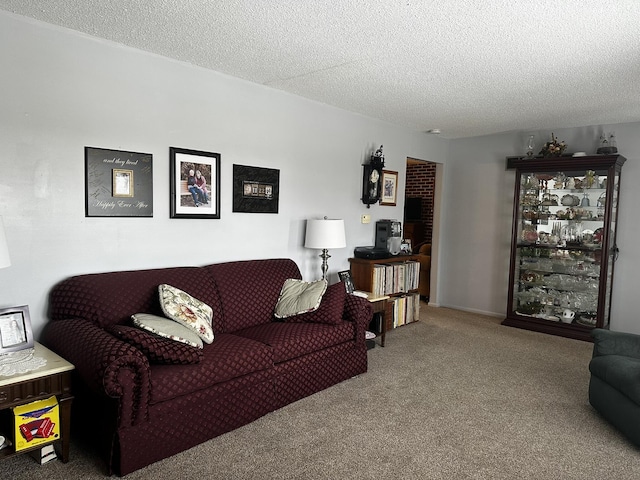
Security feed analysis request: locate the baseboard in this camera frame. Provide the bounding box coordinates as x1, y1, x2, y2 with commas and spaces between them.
435, 303, 504, 319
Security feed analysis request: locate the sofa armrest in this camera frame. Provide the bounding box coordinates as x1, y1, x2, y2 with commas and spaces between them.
591, 328, 640, 360
41, 319, 151, 427
343, 295, 373, 345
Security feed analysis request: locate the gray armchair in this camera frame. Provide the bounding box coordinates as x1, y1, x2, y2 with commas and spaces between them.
589, 328, 640, 446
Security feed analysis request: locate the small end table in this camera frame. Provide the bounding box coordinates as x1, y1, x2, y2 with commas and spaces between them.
0, 342, 74, 463
355, 291, 390, 347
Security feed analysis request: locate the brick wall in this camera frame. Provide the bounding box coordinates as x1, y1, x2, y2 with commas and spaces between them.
405, 160, 436, 244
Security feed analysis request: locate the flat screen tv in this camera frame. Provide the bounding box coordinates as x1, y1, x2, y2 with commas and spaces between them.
404, 197, 422, 222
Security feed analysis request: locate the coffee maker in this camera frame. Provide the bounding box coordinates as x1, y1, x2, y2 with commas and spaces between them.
375, 220, 402, 255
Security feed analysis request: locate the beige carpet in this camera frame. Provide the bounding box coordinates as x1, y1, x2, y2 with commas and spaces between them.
2, 306, 640, 479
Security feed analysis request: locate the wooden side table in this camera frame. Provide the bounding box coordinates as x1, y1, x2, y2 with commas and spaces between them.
0, 342, 74, 463
355, 291, 390, 347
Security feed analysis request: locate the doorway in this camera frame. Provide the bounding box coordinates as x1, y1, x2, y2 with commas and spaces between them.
404, 158, 441, 305
404, 159, 436, 246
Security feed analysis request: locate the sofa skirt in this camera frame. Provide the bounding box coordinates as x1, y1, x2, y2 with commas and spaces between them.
272, 342, 367, 408
114, 369, 276, 475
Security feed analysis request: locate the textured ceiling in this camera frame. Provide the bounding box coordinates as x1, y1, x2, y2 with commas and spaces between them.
3, 1, 640, 138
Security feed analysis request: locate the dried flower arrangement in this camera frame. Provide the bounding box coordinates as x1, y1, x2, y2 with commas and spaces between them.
539, 133, 567, 157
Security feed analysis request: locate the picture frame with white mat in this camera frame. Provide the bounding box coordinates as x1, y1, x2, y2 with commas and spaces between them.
0, 305, 45, 376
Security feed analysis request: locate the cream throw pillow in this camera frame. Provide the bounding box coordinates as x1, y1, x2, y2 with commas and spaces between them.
158, 284, 214, 344
131, 313, 203, 349
274, 278, 328, 319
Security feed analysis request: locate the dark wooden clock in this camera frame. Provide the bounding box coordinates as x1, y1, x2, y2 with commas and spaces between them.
362, 145, 385, 207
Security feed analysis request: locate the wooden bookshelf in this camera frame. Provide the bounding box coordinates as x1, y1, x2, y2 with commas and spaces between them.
348, 256, 421, 346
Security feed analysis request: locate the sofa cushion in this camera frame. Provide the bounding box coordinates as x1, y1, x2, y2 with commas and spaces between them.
204, 259, 302, 332
284, 281, 345, 325
235, 321, 355, 363
108, 324, 203, 365
131, 313, 203, 348
49, 266, 224, 331
159, 284, 214, 344
274, 278, 327, 319
589, 354, 640, 405
149, 333, 274, 404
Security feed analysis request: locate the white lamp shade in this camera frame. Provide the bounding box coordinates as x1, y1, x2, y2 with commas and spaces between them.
0, 217, 10, 269
305, 219, 346, 249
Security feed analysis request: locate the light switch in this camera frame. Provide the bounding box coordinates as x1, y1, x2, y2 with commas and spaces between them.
361, 214, 371, 224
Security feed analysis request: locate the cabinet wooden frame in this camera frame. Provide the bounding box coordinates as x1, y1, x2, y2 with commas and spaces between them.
503, 154, 625, 341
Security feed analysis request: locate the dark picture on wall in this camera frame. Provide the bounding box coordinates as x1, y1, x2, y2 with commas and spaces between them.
232, 164, 280, 213
170, 147, 221, 219
85, 147, 153, 217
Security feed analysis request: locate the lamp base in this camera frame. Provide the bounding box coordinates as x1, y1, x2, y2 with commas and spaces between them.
319, 249, 331, 280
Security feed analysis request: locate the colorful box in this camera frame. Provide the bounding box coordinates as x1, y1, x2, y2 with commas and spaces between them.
13, 396, 60, 451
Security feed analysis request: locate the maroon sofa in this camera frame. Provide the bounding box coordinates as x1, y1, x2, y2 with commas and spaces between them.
41, 258, 371, 475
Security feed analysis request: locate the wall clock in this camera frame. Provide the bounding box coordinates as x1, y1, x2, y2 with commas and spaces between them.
362, 145, 385, 207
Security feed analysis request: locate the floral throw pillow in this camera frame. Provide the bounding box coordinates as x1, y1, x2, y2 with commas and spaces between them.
158, 284, 214, 344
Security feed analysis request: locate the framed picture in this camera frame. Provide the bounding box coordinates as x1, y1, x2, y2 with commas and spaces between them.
170, 147, 221, 219
232, 164, 280, 214
0, 305, 34, 354
380, 170, 398, 206
85, 147, 153, 217
338, 270, 355, 294
401, 239, 412, 254
113, 169, 134, 197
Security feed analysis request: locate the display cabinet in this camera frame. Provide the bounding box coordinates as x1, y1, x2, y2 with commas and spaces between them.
503, 155, 625, 341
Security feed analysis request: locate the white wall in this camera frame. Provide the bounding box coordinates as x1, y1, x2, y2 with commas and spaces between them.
0, 12, 449, 338
441, 124, 640, 334
3, 11, 639, 340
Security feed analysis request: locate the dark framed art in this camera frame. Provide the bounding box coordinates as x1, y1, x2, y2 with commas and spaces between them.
0, 305, 34, 354
170, 147, 221, 219
232, 164, 280, 214
85, 147, 153, 217
380, 170, 398, 206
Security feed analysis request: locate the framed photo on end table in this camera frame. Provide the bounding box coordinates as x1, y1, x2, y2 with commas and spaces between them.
338, 270, 355, 294
0, 305, 34, 354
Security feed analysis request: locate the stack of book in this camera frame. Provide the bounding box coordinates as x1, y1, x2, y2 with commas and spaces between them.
390, 292, 421, 328
371, 260, 420, 296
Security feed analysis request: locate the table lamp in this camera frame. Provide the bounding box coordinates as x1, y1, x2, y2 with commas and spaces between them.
0, 217, 10, 269
304, 217, 346, 280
